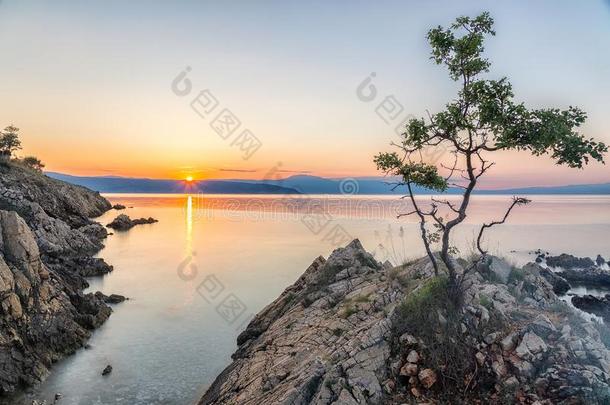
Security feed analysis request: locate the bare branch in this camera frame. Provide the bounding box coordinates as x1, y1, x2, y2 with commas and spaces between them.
431, 197, 460, 213
476, 197, 531, 255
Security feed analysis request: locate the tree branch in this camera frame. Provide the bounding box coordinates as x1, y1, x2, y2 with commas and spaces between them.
476, 196, 531, 255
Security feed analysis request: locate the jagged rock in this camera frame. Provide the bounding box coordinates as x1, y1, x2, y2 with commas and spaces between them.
418, 369, 437, 389
546, 254, 594, 269
112, 204, 126, 210
515, 332, 548, 360
107, 214, 158, 231
0, 164, 114, 395
0, 210, 111, 394
79, 223, 108, 241
406, 350, 420, 364
94, 291, 127, 304
596, 255, 606, 266
475, 352, 486, 366
527, 314, 557, 338
534, 265, 571, 295
73, 257, 113, 277
571, 295, 610, 322
487, 256, 512, 283
500, 333, 518, 352
199, 246, 610, 404
0, 163, 110, 256
558, 267, 610, 288
400, 363, 418, 377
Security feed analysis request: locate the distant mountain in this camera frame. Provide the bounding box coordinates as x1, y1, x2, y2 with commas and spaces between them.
46, 172, 610, 195
46, 173, 301, 194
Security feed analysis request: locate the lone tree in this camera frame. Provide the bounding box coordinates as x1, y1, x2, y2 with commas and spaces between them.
0, 125, 22, 158
375, 12, 607, 303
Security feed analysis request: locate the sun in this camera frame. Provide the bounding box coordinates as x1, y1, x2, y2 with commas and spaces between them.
185, 176, 193, 182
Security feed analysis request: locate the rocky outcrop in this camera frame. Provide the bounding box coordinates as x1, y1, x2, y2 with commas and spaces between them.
0, 211, 111, 393
572, 295, 610, 322
0, 163, 114, 394
532, 264, 571, 295
106, 214, 158, 231
558, 266, 610, 288
200, 242, 610, 404
546, 254, 595, 269
597, 255, 606, 267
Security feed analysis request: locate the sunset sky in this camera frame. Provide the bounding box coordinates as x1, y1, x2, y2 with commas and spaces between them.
1, 0, 609, 188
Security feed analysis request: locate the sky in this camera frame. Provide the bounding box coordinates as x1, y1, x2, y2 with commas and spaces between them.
0, 0, 609, 188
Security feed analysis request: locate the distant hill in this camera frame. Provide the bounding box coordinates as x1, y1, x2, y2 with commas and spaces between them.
46, 173, 301, 194
46, 172, 610, 195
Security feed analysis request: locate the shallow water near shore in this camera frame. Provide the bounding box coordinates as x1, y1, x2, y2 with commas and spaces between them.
10, 194, 610, 404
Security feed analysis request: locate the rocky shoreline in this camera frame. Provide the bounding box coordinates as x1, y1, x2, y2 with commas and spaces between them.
0, 163, 116, 395
200, 241, 610, 404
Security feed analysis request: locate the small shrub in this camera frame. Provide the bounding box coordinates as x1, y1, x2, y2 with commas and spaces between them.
340, 304, 357, 319
394, 276, 453, 336
353, 294, 370, 303
388, 267, 414, 289
393, 275, 476, 398
479, 294, 493, 310
19, 156, 45, 172
507, 267, 525, 284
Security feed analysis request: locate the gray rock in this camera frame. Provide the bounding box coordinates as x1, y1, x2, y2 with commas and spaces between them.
107, 214, 158, 231
0, 210, 111, 393
102, 365, 113, 376
515, 332, 548, 360
571, 295, 610, 322
596, 255, 606, 266
546, 254, 594, 269
199, 241, 610, 405
0, 164, 114, 394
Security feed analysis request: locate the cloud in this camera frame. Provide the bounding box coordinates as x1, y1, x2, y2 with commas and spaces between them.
217, 168, 258, 173
276, 169, 311, 174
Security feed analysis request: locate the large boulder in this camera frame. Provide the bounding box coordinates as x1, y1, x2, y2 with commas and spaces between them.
571, 295, 610, 322
106, 214, 158, 231
533, 264, 571, 295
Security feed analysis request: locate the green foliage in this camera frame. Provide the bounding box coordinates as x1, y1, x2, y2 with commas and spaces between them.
374, 11, 607, 300
331, 328, 344, 337
352, 294, 370, 303
394, 276, 453, 336
428, 12, 495, 81
0, 125, 22, 157
19, 156, 45, 172
479, 294, 493, 310
374, 154, 448, 192
418, 12, 607, 167
393, 276, 480, 397
388, 267, 414, 289
507, 267, 525, 284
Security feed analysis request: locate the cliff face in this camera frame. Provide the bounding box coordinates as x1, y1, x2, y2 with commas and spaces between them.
200, 240, 610, 404
0, 163, 112, 394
